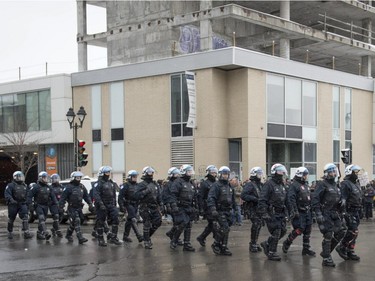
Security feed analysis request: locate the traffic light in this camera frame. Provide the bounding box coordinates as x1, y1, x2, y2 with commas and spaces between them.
77, 140, 88, 167
341, 148, 352, 165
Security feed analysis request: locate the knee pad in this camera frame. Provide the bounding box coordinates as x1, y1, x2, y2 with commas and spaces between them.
131, 217, 138, 224
323, 231, 333, 241
74, 216, 81, 224
38, 214, 45, 222
295, 228, 303, 235
53, 214, 59, 221
271, 228, 281, 240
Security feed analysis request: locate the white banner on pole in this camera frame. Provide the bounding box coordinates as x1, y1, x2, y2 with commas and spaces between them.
358, 171, 369, 187
185, 71, 197, 128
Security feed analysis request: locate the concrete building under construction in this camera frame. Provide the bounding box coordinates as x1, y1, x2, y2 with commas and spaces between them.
71, 0, 375, 183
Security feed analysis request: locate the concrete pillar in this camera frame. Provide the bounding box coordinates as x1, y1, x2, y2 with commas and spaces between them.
279, 0, 290, 59
362, 18, 372, 44
77, 0, 88, 72
200, 0, 213, 51
361, 18, 372, 77
361, 55, 372, 77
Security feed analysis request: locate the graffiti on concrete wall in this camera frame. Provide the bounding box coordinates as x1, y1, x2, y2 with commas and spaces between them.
179, 25, 229, 54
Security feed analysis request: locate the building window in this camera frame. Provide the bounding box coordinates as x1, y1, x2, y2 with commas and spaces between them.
302, 81, 317, 126
0, 90, 51, 133
171, 74, 193, 138
285, 78, 302, 125
267, 75, 284, 123
111, 128, 124, 141
344, 88, 352, 131
229, 139, 242, 179
92, 129, 101, 142
267, 74, 317, 140
332, 86, 340, 129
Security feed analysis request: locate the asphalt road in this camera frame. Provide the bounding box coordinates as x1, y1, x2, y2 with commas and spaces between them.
1, 213, 375, 281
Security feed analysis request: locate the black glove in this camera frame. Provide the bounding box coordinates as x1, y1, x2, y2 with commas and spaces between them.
9, 199, 17, 205
142, 187, 152, 196
290, 210, 299, 220
211, 208, 219, 219
171, 203, 179, 214
99, 203, 106, 211
89, 204, 95, 213
339, 199, 346, 210
261, 212, 271, 221
316, 213, 324, 224
166, 205, 172, 214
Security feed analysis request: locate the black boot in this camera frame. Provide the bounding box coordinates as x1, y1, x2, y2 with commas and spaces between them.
183, 242, 196, 252
65, 228, 74, 242
322, 256, 336, 267
267, 252, 281, 261
130, 219, 143, 242
77, 232, 88, 244
123, 221, 132, 242
197, 225, 211, 247
335, 244, 349, 260
23, 231, 33, 239
261, 241, 269, 256
182, 227, 195, 251
282, 239, 292, 254
37, 232, 46, 240
144, 240, 153, 249
97, 228, 107, 247
196, 235, 206, 247
249, 242, 258, 253
7, 221, 14, 239
211, 242, 222, 255
347, 249, 360, 261
109, 224, 123, 245
302, 244, 316, 256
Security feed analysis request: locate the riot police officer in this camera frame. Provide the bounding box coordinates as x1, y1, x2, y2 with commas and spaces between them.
282, 167, 316, 256
196, 165, 218, 247
335, 164, 362, 261
169, 165, 196, 251
59, 171, 94, 244
162, 167, 183, 246
207, 166, 235, 256
118, 170, 144, 243
4, 171, 33, 239
93, 166, 122, 246
27, 171, 58, 240
49, 173, 63, 238
312, 163, 347, 267
51, 174, 64, 218
241, 167, 264, 253
258, 163, 288, 261
135, 166, 162, 249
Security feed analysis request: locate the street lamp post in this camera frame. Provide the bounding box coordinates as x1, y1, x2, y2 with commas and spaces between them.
66, 106, 87, 171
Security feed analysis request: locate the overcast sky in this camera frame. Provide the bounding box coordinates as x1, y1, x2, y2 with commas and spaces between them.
0, 0, 107, 83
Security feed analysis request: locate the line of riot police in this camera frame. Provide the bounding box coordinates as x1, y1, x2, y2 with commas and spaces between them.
3, 162, 367, 267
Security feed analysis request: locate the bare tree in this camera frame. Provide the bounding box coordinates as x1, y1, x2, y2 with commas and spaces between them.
0, 127, 41, 179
